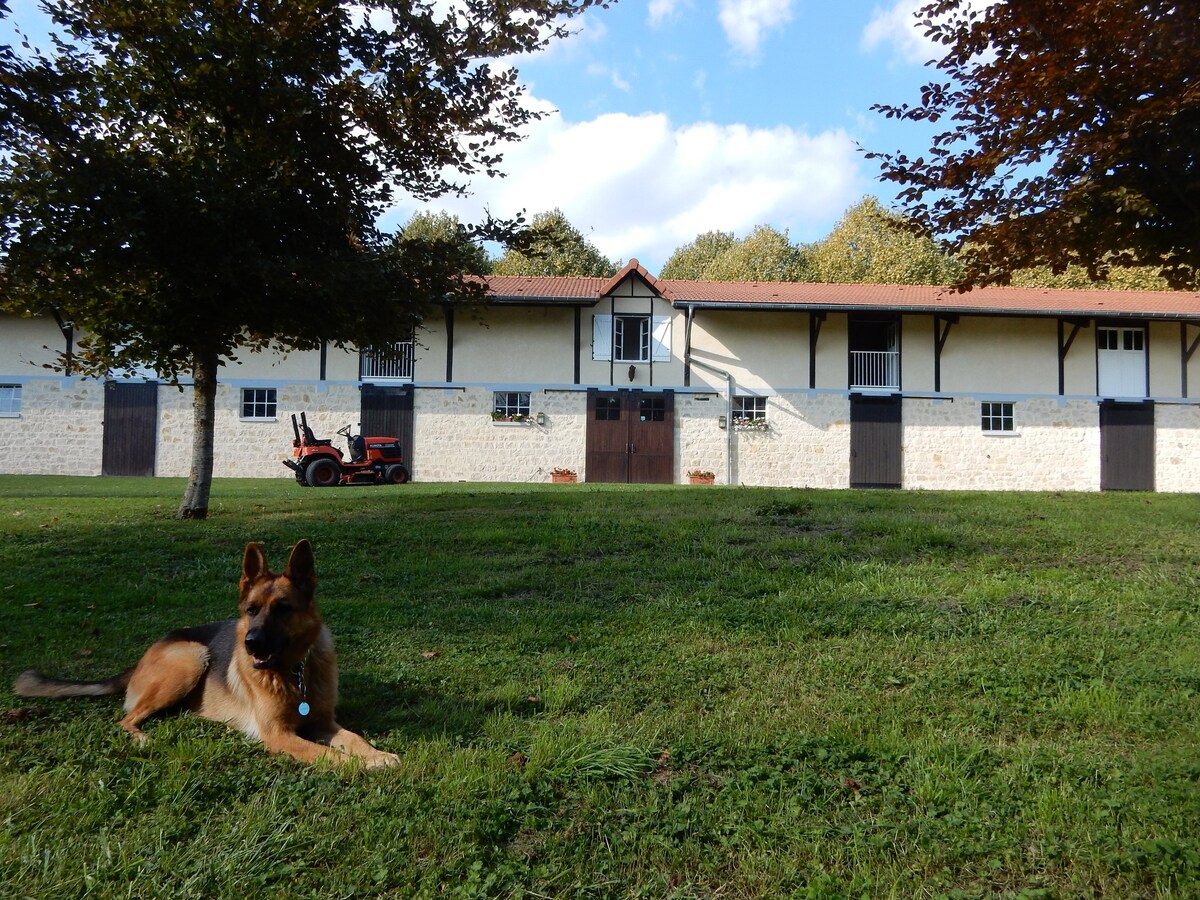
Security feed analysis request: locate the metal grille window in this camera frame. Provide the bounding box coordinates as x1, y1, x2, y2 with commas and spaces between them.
980, 401, 1015, 433
493, 391, 530, 420
360, 339, 415, 381
733, 396, 767, 426
0, 384, 21, 416
241, 388, 278, 421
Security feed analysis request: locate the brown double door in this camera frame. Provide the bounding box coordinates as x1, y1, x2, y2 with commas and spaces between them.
585, 390, 674, 484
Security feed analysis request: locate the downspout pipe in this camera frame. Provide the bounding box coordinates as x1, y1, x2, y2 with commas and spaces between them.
686, 349, 736, 487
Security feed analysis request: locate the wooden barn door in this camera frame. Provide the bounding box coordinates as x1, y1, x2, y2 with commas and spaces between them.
1100, 401, 1154, 491
360, 384, 414, 459
102, 382, 158, 476
586, 390, 674, 483
850, 394, 902, 488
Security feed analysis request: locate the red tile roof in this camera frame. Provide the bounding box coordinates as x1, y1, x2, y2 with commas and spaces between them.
483, 274, 610, 300
482, 259, 1200, 319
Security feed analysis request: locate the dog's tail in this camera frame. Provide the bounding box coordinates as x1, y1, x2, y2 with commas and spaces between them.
13, 668, 133, 698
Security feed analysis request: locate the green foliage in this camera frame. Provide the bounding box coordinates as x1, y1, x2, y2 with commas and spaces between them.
871, 1, 1200, 290
491, 208, 617, 277
808, 196, 962, 285
398, 211, 493, 276
1008, 263, 1172, 291
0, 0, 598, 515
659, 230, 737, 279
2, 479, 1199, 897
662, 224, 811, 282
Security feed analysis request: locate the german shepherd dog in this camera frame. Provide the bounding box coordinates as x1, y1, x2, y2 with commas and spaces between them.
13, 540, 398, 768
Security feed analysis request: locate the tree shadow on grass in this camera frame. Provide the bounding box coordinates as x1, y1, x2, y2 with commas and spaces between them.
337, 675, 541, 744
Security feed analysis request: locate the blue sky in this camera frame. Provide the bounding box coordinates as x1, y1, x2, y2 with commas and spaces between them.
3, 0, 945, 273
422, 0, 948, 272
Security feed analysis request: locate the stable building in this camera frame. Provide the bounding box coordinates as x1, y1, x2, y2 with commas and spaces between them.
2, 260, 1199, 491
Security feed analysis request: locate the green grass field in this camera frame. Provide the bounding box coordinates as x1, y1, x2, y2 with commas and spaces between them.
1, 476, 1198, 898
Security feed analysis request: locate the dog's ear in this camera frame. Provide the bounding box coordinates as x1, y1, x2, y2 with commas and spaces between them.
283, 540, 316, 592
241, 542, 267, 594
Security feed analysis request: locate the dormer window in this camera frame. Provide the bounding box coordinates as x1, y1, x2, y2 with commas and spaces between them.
591, 314, 671, 362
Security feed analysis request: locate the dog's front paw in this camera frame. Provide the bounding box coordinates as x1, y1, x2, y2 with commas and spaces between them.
366, 751, 400, 769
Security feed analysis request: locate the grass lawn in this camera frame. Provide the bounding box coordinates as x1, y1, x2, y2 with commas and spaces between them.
1, 476, 1198, 898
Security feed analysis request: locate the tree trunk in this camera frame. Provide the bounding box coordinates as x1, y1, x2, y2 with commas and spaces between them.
176, 351, 219, 519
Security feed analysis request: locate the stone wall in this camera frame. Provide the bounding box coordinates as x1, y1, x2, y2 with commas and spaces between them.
157, 382, 363, 478
412, 387, 587, 483
1154, 403, 1200, 493
0, 378, 106, 475
903, 398, 1101, 491
676, 392, 851, 488
3, 374, 1197, 492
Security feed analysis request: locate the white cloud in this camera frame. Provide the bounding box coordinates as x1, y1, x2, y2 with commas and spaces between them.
586, 62, 631, 92
861, 1, 935, 63
862, 0, 1001, 65
718, 0, 795, 58
388, 104, 866, 273
648, 0, 682, 27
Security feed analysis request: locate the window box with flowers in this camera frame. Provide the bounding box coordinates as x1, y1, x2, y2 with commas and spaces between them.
686, 469, 716, 485
492, 391, 535, 425
549, 467, 577, 483
732, 416, 770, 431
491, 410, 533, 425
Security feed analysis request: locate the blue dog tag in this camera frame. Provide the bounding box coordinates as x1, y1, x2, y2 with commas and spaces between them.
298, 702, 311, 717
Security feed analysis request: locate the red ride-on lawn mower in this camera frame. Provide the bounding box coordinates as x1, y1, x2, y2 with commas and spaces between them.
283, 412, 410, 487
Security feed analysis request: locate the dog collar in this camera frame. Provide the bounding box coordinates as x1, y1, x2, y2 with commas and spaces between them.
293, 657, 310, 717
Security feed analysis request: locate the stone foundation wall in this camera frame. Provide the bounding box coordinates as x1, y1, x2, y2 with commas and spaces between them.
0, 378, 106, 475
156, 383, 363, 478
2, 376, 1196, 493
412, 388, 586, 483
1154, 403, 1200, 493
676, 392, 850, 488
903, 398, 1101, 491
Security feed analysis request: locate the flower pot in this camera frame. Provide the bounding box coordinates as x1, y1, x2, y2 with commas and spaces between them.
551, 473, 577, 483
687, 475, 715, 485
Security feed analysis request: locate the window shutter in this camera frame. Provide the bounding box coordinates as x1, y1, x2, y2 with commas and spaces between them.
651, 316, 672, 362
592, 314, 612, 361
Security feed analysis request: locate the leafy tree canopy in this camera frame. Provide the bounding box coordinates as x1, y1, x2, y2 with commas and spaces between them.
869, 0, 1200, 290
1007, 264, 1171, 291
491, 208, 617, 277
0, 0, 599, 516
659, 230, 737, 280
808, 196, 962, 285
661, 225, 810, 282
398, 211, 493, 276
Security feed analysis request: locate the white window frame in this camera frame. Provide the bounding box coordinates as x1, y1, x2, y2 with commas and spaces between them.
240, 388, 278, 421
592, 314, 671, 362
733, 395, 768, 427
980, 401, 1016, 435
492, 391, 531, 421
0, 384, 21, 417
